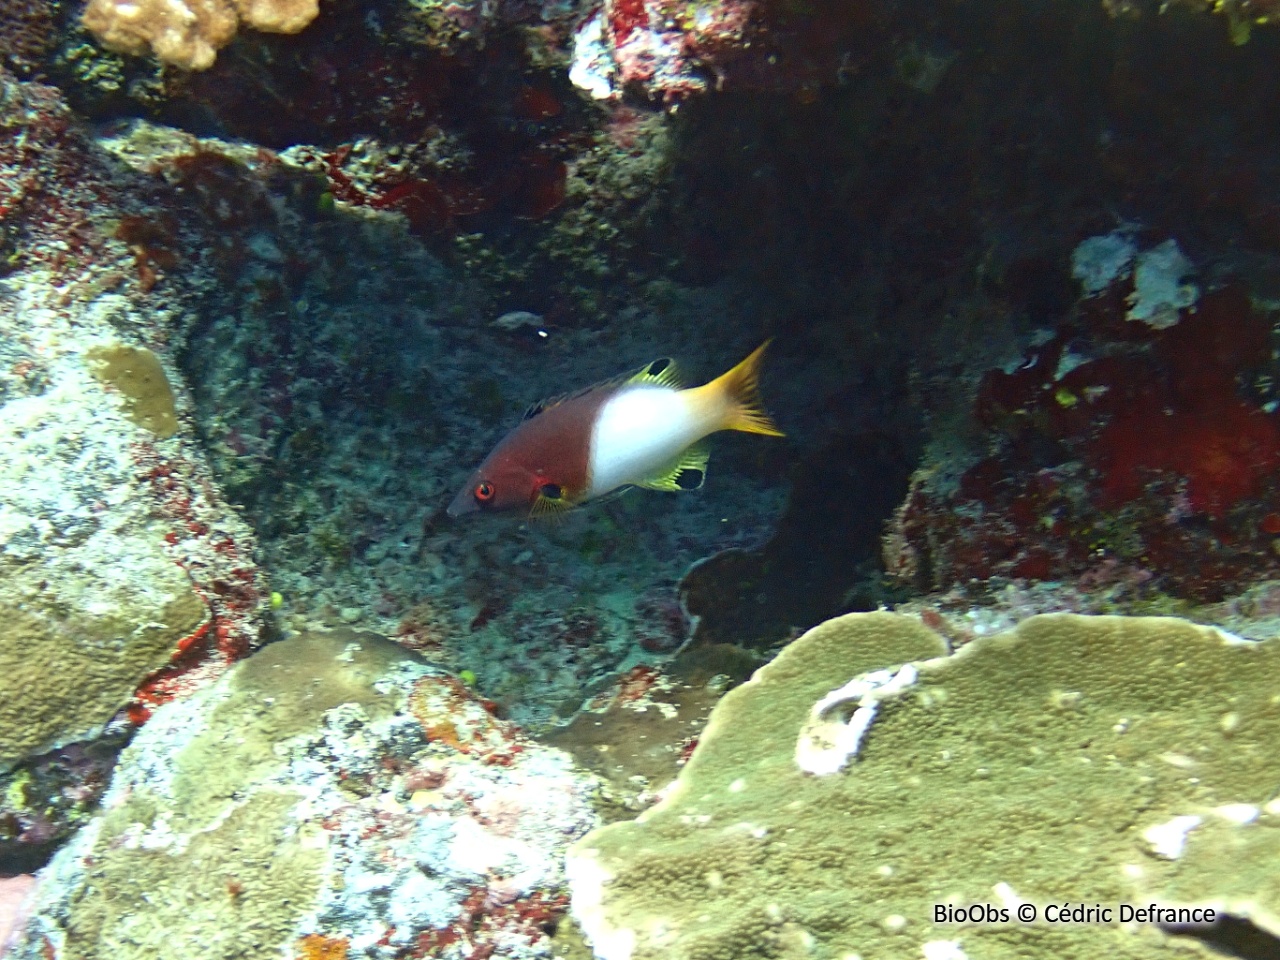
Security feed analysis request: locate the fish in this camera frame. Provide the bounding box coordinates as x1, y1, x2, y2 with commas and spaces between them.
447, 340, 783, 519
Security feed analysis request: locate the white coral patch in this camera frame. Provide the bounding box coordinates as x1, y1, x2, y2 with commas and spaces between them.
991, 881, 1024, 909
1212, 803, 1260, 825
923, 940, 968, 960
1126, 239, 1198, 328
1142, 815, 1202, 859
569, 11, 618, 100
567, 850, 636, 960
795, 665, 918, 776
1212, 628, 1257, 646
1071, 232, 1137, 295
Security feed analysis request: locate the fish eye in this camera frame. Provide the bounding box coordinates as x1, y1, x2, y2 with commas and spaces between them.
540, 483, 563, 500
474, 481, 496, 503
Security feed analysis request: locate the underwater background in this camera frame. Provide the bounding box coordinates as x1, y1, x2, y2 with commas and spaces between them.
2, 0, 1280, 956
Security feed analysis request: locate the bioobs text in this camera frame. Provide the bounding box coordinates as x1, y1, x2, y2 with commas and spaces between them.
934, 904, 1011, 925
933, 902, 1219, 926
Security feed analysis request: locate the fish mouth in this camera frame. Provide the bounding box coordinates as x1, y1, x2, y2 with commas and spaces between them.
446, 486, 478, 518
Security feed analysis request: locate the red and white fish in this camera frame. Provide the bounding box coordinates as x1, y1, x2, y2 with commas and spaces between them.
447, 341, 783, 518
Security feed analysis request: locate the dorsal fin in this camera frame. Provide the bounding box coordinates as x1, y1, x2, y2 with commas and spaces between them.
627, 357, 682, 389
522, 358, 681, 422
522, 385, 593, 420
522, 397, 554, 420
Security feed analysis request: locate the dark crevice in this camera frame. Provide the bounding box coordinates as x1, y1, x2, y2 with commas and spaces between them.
1171, 915, 1280, 960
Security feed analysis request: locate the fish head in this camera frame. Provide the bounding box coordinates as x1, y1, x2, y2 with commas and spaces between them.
448, 393, 594, 519
446, 455, 543, 518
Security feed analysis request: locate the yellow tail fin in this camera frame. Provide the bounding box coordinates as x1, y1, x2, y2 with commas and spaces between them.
708, 339, 784, 437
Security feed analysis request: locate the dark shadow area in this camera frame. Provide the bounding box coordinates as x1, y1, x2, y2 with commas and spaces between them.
679, 431, 914, 651
1172, 915, 1280, 960
0, 735, 127, 875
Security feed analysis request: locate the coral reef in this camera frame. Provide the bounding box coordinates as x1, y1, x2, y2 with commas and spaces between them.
0, 578, 205, 768
84, 343, 180, 437
887, 239, 1280, 604
169, 158, 785, 727
569, 0, 872, 103
10, 1, 1280, 955
569, 611, 1280, 959
0, 71, 267, 863
544, 663, 725, 812
1, 61, 778, 748
9, 630, 598, 960
0, 741, 127, 874
0, 1, 58, 77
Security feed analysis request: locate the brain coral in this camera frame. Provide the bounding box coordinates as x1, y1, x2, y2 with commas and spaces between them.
567, 611, 1280, 960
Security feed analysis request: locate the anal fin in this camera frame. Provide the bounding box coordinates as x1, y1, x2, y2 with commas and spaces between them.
635, 444, 709, 492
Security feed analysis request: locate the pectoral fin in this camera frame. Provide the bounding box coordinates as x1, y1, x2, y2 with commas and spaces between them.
530, 483, 575, 520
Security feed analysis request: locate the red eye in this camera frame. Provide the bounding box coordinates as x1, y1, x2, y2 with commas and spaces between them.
474, 481, 496, 503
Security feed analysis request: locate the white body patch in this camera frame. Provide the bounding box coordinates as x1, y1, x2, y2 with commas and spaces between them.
587, 386, 714, 498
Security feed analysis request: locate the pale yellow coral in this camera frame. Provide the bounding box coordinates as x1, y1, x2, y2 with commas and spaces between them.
0, 588, 207, 770
233, 0, 318, 34
82, 0, 319, 71
569, 612, 1280, 960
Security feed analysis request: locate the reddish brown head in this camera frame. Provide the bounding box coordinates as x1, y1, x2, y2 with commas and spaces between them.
447, 393, 599, 518
447, 451, 546, 517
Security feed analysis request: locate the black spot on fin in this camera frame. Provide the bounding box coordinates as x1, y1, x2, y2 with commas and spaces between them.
628, 358, 682, 389
674, 468, 704, 491
635, 443, 709, 492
